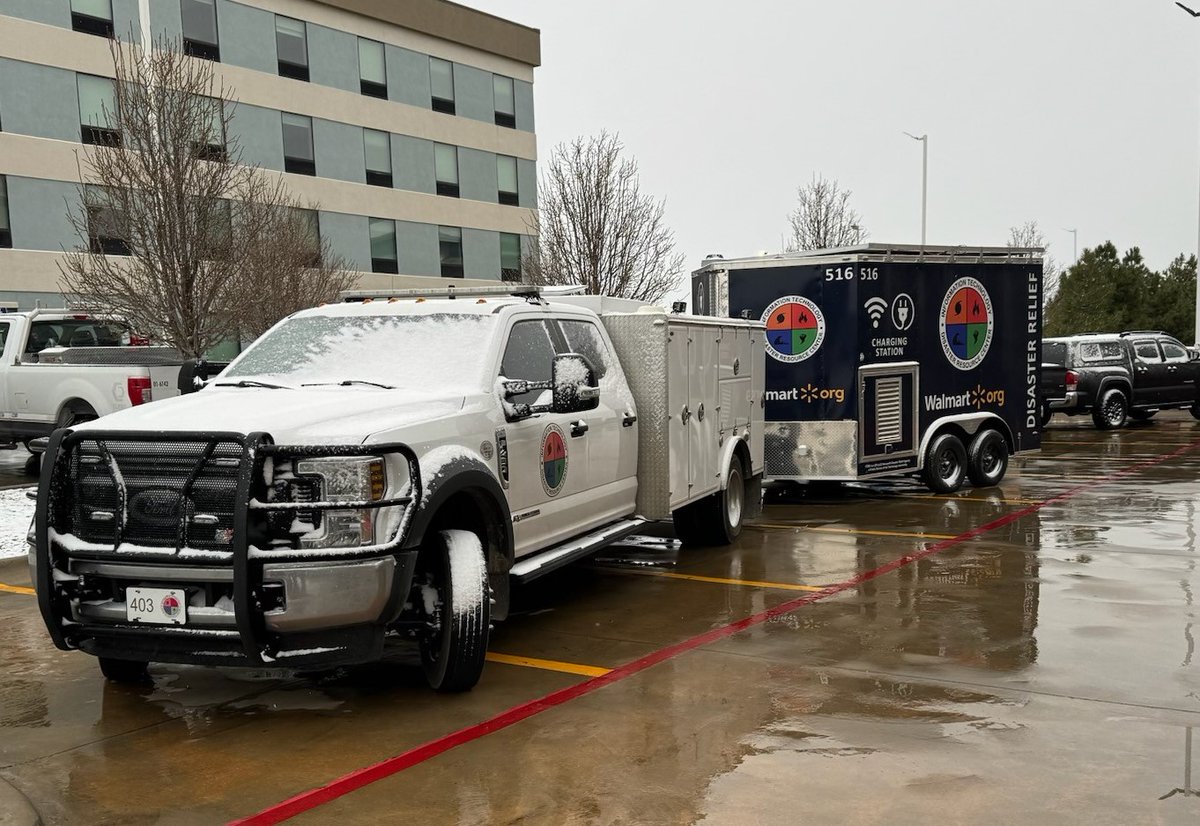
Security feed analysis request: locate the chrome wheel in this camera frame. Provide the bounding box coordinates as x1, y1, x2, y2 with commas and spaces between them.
726, 465, 744, 528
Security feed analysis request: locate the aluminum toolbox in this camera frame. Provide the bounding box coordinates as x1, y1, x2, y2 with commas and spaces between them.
601, 309, 765, 520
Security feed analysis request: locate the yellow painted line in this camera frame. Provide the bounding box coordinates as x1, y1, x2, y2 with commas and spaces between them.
0, 582, 35, 596
485, 652, 610, 678
649, 571, 825, 593
753, 523, 958, 541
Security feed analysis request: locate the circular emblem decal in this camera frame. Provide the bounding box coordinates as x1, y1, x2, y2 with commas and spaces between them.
160, 594, 183, 620
761, 296, 825, 364
939, 277, 994, 370
540, 424, 568, 497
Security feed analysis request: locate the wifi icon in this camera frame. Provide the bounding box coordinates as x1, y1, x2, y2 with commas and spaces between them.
864, 297, 888, 329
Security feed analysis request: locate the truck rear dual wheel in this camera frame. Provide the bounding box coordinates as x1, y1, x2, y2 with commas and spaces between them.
672, 455, 745, 547
417, 529, 490, 693
1092, 388, 1128, 430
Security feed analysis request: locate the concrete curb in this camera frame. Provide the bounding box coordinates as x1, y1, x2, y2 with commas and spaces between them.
0, 777, 40, 826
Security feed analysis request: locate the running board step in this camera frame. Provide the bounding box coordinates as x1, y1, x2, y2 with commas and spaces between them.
510, 517, 647, 584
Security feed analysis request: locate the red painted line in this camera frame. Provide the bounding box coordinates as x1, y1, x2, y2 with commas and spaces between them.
230, 438, 1200, 826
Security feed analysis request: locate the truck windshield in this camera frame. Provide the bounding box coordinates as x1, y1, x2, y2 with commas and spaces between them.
225, 312, 496, 390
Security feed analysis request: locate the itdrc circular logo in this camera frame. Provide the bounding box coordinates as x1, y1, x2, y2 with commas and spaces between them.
762, 296, 825, 364
540, 424, 568, 497
160, 594, 183, 621
940, 277, 994, 370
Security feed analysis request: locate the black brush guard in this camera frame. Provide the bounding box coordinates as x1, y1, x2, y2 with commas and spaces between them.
34, 428, 422, 665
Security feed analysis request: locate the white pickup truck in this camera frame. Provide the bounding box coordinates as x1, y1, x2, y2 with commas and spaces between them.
0, 309, 182, 465
32, 286, 764, 692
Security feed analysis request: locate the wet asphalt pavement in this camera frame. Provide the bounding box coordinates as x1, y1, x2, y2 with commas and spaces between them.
2, 415, 1200, 824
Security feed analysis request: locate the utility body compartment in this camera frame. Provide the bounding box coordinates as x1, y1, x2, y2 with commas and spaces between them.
600, 309, 765, 519
692, 244, 1043, 481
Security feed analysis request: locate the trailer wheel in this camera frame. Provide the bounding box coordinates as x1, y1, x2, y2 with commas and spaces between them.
1092, 388, 1128, 430
1039, 402, 1053, 429
921, 433, 967, 494
98, 657, 149, 684
416, 529, 490, 693
672, 455, 746, 547
966, 429, 1008, 487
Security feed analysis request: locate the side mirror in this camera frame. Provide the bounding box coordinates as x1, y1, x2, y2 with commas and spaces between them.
553, 353, 599, 414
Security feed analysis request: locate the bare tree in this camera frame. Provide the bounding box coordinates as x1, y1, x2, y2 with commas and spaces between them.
786, 175, 867, 251
59, 36, 349, 357
1007, 220, 1062, 302
524, 132, 684, 303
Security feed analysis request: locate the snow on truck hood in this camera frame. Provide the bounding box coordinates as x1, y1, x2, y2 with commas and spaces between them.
73, 386, 464, 444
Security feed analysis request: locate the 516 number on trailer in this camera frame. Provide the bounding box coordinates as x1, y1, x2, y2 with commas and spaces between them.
825, 267, 879, 282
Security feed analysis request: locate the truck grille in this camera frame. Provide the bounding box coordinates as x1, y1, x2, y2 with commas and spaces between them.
65, 438, 245, 553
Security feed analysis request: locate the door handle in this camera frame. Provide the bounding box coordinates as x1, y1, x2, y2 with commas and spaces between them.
571, 420, 589, 437
622, 413, 637, 428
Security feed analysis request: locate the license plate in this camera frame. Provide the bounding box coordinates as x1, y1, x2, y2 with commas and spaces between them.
126, 587, 187, 625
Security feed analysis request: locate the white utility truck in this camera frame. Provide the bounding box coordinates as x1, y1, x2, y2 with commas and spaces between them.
0, 308, 182, 467
33, 286, 764, 692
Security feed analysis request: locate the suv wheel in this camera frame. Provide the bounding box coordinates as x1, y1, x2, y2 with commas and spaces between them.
416, 529, 490, 693
921, 432, 967, 494
1092, 388, 1129, 430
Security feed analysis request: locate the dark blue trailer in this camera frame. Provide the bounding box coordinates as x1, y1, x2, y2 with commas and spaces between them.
692, 245, 1043, 492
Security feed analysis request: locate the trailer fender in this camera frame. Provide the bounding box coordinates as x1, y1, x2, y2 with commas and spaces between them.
917, 413, 1013, 470
718, 434, 753, 490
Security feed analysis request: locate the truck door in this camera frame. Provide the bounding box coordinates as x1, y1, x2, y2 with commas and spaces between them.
497, 319, 592, 557
1130, 339, 1169, 405
1159, 338, 1196, 405
557, 318, 637, 526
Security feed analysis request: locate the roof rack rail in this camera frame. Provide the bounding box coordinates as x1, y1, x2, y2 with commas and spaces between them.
338, 284, 587, 303
1119, 330, 1167, 337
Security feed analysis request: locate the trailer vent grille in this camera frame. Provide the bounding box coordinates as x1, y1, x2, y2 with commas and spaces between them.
875, 377, 903, 444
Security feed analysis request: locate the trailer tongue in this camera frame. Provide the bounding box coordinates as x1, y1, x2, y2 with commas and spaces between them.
692, 244, 1043, 492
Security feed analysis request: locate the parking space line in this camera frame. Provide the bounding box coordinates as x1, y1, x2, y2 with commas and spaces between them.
231, 437, 1200, 826
751, 523, 957, 541
0, 582, 34, 596
612, 568, 824, 593
484, 653, 610, 678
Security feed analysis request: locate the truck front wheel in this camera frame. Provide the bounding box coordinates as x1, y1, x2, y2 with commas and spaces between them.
673, 455, 745, 547
966, 429, 1008, 487
1092, 388, 1128, 430
921, 433, 967, 494
416, 529, 490, 693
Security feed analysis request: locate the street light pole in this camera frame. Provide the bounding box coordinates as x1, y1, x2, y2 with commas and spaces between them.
1177, 2, 1200, 343
904, 132, 928, 245
1064, 228, 1078, 263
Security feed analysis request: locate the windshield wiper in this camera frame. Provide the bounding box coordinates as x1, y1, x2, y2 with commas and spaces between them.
215, 379, 293, 390
302, 380, 397, 389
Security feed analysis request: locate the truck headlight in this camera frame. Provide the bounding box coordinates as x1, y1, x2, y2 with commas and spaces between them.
294, 457, 386, 549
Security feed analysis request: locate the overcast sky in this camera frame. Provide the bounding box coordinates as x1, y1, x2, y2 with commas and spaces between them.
469, 0, 1200, 283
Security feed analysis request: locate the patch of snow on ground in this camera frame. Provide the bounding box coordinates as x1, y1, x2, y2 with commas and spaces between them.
0, 488, 35, 560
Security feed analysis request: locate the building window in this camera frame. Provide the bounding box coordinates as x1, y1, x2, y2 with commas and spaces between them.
497, 155, 519, 206
78, 74, 121, 147
435, 144, 459, 198
71, 0, 114, 38
181, 0, 220, 61
364, 129, 392, 188
85, 185, 130, 256
500, 233, 522, 282
370, 218, 398, 274
494, 75, 516, 128
194, 97, 225, 161
359, 38, 387, 99
0, 175, 11, 249
282, 113, 315, 175
295, 208, 321, 266
439, 226, 463, 278
275, 16, 309, 81
430, 57, 455, 115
